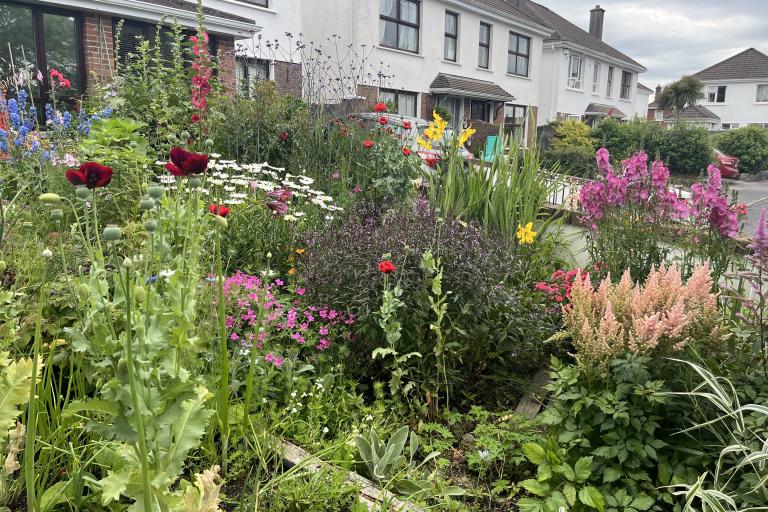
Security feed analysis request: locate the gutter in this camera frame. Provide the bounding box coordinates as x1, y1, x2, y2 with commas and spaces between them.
33, 0, 260, 36
430, 86, 515, 103
441, 0, 553, 37
545, 40, 646, 74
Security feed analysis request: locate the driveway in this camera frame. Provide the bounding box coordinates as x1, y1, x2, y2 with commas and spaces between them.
725, 178, 768, 235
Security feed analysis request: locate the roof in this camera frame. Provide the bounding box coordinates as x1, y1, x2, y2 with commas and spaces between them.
692, 48, 768, 81
471, 0, 550, 30
673, 105, 720, 121
585, 103, 626, 118
637, 83, 653, 94
139, 0, 254, 24
430, 73, 515, 102
518, 1, 645, 70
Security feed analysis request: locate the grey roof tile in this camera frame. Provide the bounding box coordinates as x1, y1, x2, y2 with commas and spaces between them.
430, 73, 515, 101
692, 48, 768, 81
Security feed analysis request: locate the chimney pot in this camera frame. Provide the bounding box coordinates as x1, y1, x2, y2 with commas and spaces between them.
589, 5, 605, 40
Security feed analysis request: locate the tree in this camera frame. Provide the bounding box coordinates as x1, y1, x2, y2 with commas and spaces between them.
656, 76, 705, 117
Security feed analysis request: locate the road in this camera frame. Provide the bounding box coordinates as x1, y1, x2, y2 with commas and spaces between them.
725, 178, 768, 235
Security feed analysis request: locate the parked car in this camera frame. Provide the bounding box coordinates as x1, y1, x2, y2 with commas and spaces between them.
714, 149, 740, 179
330, 112, 474, 167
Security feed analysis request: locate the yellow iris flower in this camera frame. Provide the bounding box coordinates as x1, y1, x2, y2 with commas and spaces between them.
417, 136, 433, 150
458, 126, 476, 147
516, 222, 537, 245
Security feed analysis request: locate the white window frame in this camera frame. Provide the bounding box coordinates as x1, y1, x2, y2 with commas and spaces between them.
654, 109, 663, 121
707, 85, 727, 103
567, 55, 583, 90
592, 63, 600, 94
757, 84, 768, 103
620, 71, 632, 100
606, 66, 614, 97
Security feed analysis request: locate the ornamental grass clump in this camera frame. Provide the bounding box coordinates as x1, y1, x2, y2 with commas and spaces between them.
564, 264, 729, 367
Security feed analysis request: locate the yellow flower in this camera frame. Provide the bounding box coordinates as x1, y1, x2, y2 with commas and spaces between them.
416, 136, 433, 150
516, 222, 537, 245
295, 248, 305, 255
288, 267, 297, 276
458, 126, 476, 147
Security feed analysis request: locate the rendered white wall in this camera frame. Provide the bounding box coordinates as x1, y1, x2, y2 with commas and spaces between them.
700, 80, 768, 128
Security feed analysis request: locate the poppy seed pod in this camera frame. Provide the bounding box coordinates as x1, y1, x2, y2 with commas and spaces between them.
188, 176, 202, 188
0, 260, 6, 273
41, 249, 53, 259
77, 283, 89, 300
50, 209, 64, 222
139, 197, 156, 211
148, 184, 164, 200
213, 215, 228, 229
122, 257, 133, 268
181, 131, 191, 140
102, 225, 122, 241
134, 285, 146, 303
204, 139, 214, 148
39, 193, 62, 205
144, 220, 158, 233
75, 186, 91, 200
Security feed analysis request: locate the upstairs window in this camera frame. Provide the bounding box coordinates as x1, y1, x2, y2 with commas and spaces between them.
478, 22, 491, 69
248, 0, 268, 6
620, 70, 632, 99
707, 85, 726, 103
606, 66, 614, 97
592, 63, 600, 94
757, 84, 768, 103
380, 0, 420, 53
444, 11, 458, 62
507, 31, 530, 76
567, 55, 583, 89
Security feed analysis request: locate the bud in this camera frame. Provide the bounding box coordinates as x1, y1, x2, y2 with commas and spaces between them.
148, 184, 164, 200
75, 186, 91, 200
102, 225, 122, 241
144, 220, 158, 233
77, 283, 89, 300
129, 141, 138, 148
139, 197, 156, 211
188, 176, 202, 188
213, 215, 228, 229
39, 192, 61, 204
266, 252, 273, 259
204, 139, 214, 148
50, 209, 64, 222
0, 261, 6, 273
181, 131, 191, 140
122, 257, 133, 268
134, 285, 146, 303
41, 249, 53, 259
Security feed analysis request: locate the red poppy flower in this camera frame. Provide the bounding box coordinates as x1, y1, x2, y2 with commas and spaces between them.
59, 79, 71, 89
378, 260, 396, 274
65, 162, 113, 189
363, 140, 374, 149
191, 114, 201, 123
425, 157, 438, 168
165, 147, 209, 177
209, 204, 230, 217
402, 148, 411, 156
402, 121, 412, 130
379, 116, 388, 126
267, 189, 292, 202
266, 200, 288, 215
373, 102, 387, 113
279, 131, 289, 142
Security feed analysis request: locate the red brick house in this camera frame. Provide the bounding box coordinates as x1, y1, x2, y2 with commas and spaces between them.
0, 0, 257, 102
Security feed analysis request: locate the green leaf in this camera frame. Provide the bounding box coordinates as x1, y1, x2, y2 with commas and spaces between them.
564, 483, 577, 506
517, 497, 546, 512
574, 456, 593, 483
603, 466, 622, 483
579, 486, 605, 512
39, 480, 70, 512
629, 495, 655, 511
63, 399, 118, 418
523, 443, 547, 465
556, 462, 576, 481
521, 479, 550, 496
99, 468, 132, 505
162, 386, 215, 482
0, 357, 41, 443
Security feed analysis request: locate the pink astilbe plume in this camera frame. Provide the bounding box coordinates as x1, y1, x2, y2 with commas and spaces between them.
563, 264, 728, 367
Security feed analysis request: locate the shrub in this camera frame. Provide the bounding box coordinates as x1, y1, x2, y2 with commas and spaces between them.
659, 122, 713, 175
716, 124, 768, 174
542, 120, 595, 176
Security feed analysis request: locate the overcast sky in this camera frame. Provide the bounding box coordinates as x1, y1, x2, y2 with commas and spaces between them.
539, 0, 768, 91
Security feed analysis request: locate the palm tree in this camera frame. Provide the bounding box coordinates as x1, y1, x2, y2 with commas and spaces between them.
656, 75, 705, 117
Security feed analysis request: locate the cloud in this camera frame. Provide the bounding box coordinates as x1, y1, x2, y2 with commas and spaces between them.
538, 0, 768, 86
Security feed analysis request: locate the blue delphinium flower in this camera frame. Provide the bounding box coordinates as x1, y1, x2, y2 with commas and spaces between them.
17, 89, 27, 109
45, 103, 54, 123
0, 128, 8, 153
7, 99, 20, 129
63, 111, 71, 129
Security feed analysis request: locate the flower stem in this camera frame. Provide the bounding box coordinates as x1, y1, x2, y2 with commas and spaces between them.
24, 280, 45, 512
215, 229, 230, 471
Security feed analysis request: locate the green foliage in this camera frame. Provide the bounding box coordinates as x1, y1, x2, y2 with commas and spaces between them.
551, 120, 595, 152
655, 76, 705, 113
592, 118, 666, 164
255, 468, 367, 512
716, 125, 768, 174
660, 122, 714, 176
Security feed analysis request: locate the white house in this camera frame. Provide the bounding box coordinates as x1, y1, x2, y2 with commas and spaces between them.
691, 48, 768, 130
634, 83, 653, 119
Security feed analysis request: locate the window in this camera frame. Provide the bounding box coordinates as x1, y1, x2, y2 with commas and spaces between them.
592, 63, 600, 94
379, 89, 417, 117
247, 0, 268, 6
237, 59, 269, 96
114, 19, 217, 67
444, 11, 458, 62
507, 31, 530, 76
470, 100, 491, 122
567, 55, 583, 89
0, 3, 83, 101
757, 84, 768, 103
606, 66, 614, 97
478, 22, 491, 69
722, 123, 739, 130
620, 71, 632, 99
654, 109, 663, 121
707, 85, 727, 103
504, 104, 527, 142
380, 0, 420, 53
436, 95, 462, 129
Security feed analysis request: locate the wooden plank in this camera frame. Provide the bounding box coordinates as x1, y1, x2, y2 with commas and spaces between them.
279, 439, 424, 512
515, 366, 551, 419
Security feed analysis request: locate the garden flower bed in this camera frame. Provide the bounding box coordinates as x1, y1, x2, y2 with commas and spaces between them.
0, 6, 766, 512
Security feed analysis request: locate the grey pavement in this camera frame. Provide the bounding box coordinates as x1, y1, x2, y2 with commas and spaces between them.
724, 178, 768, 236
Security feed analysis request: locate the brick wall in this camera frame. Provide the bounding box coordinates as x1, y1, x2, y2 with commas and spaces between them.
274, 61, 302, 98
83, 14, 114, 88
217, 36, 237, 94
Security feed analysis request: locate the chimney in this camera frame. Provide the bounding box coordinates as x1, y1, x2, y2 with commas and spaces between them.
589, 5, 605, 40
655, 84, 662, 97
